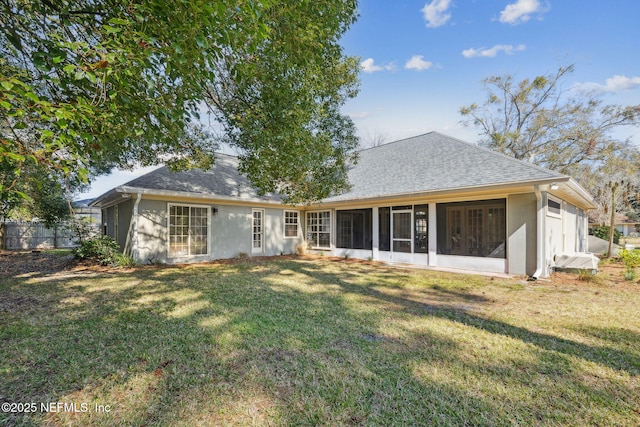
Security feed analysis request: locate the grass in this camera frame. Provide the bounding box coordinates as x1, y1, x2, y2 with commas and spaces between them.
1, 258, 639, 426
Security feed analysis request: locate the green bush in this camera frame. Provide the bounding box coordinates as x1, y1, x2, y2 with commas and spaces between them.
74, 235, 134, 267
619, 249, 640, 282
619, 249, 640, 268
592, 226, 621, 244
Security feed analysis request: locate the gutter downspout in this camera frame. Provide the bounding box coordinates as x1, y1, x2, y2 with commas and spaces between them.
532, 185, 544, 279
132, 192, 142, 263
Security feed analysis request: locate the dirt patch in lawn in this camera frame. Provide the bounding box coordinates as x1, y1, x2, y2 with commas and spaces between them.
0, 250, 79, 277
550, 262, 639, 289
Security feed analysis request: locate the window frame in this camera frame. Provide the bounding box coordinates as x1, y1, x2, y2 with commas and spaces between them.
306, 210, 332, 249
546, 194, 562, 218
252, 209, 265, 253
167, 203, 210, 258
283, 210, 300, 239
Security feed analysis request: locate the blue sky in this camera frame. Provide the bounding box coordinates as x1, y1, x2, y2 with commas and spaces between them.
342, 0, 640, 143
79, 0, 640, 199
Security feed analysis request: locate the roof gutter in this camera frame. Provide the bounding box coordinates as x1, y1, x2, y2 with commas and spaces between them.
122, 192, 142, 261
564, 178, 596, 210
117, 186, 284, 206
132, 192, 142, 262
532, 185, 544, 279
320, 177, 569, 207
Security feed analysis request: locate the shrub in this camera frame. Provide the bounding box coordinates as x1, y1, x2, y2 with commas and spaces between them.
592, 226, 621, 244
623, 268, 637, 281
74, 235, 133, 266
619, 249, 640, 268
619, 249, 640, 282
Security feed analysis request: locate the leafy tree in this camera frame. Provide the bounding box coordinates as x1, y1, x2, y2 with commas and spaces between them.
26, 168, 71, 229
460, 65, 640, 176
461, 65, 640, 257
0, 0, 360, 204
585, 150, 640, 257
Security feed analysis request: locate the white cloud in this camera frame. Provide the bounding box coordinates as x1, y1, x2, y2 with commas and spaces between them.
405, 55, 433, 71
579, 75, 640, 93
499, 0, 546, 25
462, 44, 526, 58
361, 58, 383, 73
360, 58, 396, 73
422, 0, 451, 28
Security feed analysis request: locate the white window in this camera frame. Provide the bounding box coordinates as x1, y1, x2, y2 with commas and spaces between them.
306, 211, 331, 249
547, 195, 562, 218
252, 209, 264, 253
284, 210, 299, 238
169, 204, 209, 257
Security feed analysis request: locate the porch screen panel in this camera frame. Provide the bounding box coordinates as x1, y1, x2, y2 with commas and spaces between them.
379, 207, 390, 251
447, 208, 462, 254
392, 211, 412, 253
486, 206, 506, 257
436, 199, 506, 258
337, 209, 372, 250
466, 207, 483, 256
414, 205, 428, 253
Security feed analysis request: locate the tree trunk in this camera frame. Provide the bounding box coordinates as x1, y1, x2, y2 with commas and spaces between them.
607, 185, 617, 258
0, 221, 5, 250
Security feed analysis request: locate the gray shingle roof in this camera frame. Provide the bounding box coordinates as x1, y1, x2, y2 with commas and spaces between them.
96, 132, 570, 207
324, 132, 567, 202
119, 154, 282, 202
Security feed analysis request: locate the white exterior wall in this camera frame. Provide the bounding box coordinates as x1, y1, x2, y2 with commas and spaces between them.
128, 192, 590, 277
507, 193, 537, 276
133, 200, 303, 264
541, 193, 589, 275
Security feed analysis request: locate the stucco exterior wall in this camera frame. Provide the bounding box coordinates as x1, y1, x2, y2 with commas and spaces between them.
545, 218, 563, 270
102, 206, 115, 241
543, 192, 586, 271
117, 199, 134, 254
136, 199, 168, 263
577, 208, 587, 252
211, 205, 301, 259
133, 200, 302, 264
507, 193, 537, 276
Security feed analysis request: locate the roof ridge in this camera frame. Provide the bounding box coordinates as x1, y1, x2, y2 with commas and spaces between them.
360, 131, 566, 178
119, 151, 241, 187
358, 131, 437, 153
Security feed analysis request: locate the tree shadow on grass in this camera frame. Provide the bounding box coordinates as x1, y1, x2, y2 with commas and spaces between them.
1, 259, 638, 425
292, 261, 640, 376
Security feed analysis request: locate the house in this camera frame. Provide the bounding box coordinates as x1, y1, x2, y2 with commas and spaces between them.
615, 221, 640, 237
90, 132, 595, 277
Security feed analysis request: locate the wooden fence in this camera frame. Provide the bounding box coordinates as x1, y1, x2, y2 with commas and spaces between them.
3, 222, 98, 250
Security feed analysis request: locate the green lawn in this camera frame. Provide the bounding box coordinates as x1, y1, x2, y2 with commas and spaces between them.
1, 258, 639, 426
